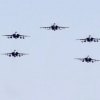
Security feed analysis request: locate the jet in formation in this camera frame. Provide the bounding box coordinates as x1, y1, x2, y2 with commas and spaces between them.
2, 50, 28, 57
40, 23, 69, 31
75, 55, 100, 63
77, 35, 100, 43
2, 32, 30, 39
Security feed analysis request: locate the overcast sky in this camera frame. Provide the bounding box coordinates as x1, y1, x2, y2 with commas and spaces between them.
0, 0, 100, 100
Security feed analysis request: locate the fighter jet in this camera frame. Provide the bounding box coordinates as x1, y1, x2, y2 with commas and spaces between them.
2, 32, 30, 39
75, 55, 100, 63
40, 23, 69, 31
2, 50, 28, 57
76, 35, 100, 43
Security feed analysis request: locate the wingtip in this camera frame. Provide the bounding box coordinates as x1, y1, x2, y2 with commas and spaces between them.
76, 39, 81, 40
66, 27, 70, 28
25, 35, 31, 37
74, 58, 78, 59
1, 53, 6, 55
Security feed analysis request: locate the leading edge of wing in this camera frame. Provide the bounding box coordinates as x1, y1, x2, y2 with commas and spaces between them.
19, 53, 29, 55
76, 39, 86, 40
19, 35, 30, 37
40, 27, 51, 29
1, 53, 12, 55
74, 58, 83, 60
2, 35, 12, 36
59, 26, 69, 28
92, 59, 100, 61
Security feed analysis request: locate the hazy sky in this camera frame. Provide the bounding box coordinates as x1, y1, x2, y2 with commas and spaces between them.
0, 0, 100, 100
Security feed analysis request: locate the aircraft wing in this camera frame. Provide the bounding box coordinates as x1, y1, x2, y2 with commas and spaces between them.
40, 27, 51, 29
95, 38, 100, 40
2, 35, 12, 37
58, 26, 69, 29
2, 53, 12, 56
18, 53, 28, 56
19, 35, 30, 37
92, 59, 100, 62
97, 38, 100, 40
90, 38, 100, 42
76, 39, 86, 40
76, 38, 87, 42
75, 58, 83, 61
